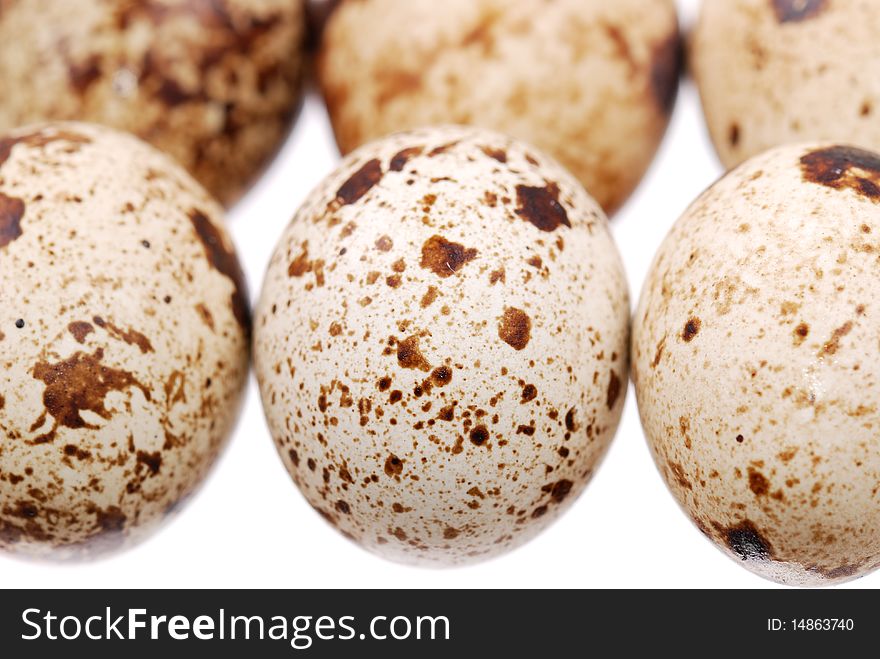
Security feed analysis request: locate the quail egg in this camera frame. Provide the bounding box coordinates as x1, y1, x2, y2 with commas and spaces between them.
633, 142, 880, 585
318, 0, 680, 214
693, 0, 880, 169
255, 125, 630, 565
0, 0, 306, 206
0, 122, 249, 558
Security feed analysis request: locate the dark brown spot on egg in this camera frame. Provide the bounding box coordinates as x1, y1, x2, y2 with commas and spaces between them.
771, 0, 828, 23
469, 425, 489, 447
725, 520, 772, 561
431, 366, 452, 386
545, 479, 574, 503
397, 335, 431, 371
68, 55, 102, 94
443, 526, 460, 540
521, 384, 537, 404
389, 146, 423, 172
819, 321, 853, 357
606, 371, 622, 409
668, 461, 692, 490
682, 317, 701, 342
800, 146, 880, 202
420, 235, 478, 278
748, 468, 770, 496
375, 235, 393, 252
564, 408, 578, 432
498, 307, 531, 351
30, 348, 151, 444
136, 450, 162, 476
336, 159, 383, 205
650, 29, 681, 116
92, 506, 127, 536
514, 183, 570, 232
0, 193, 25, 249
728, 123, 741, 147
188, 209, 249, 331
288, 243, 312, 277
67, 322, 94, 344
420, 286, 439, 308
428, 141, 459, 157
437, 404, 455, 422
92, 316, 153, 354
0, 129, 92, 170
819, 564, 860, 580
64, 444, 92, 460
480, 146, 507, 163
384, 454, 404, 477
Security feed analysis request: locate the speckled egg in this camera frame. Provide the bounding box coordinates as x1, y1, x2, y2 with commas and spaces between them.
632, 142, 880, 585
318, 0, 681, 215
0, 0, 305, 206
693, 0, 880, 170
254, 125, 629, 565
0, 122, 249, 558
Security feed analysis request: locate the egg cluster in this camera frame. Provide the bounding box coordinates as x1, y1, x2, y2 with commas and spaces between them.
1, 0, 879, 586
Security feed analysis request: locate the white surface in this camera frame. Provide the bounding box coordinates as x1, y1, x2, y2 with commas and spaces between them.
3, 0, 873, 589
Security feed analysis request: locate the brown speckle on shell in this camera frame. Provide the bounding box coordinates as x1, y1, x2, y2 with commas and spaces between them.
682, 317, 701, 342
390, 146, 423, 172
68, 321, 95, 344
800, 145, 880, 202
725, 520, 773, 561
396, 335, 431, 371
498, 307, 532, 351
30, 348, 151, 445
514, 183, 570, 232
0, 192, 25, 249
336, 159, 384, 206
188, 209, 250, 332
419, 235, 478, 278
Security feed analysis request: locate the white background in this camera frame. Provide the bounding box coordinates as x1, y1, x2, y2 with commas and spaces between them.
3, 0, 873, 589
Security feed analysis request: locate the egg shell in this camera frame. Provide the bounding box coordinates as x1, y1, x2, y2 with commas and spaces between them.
0, 122, 249, 558
318, 0, 680, 215
254, 125, 630, 566
632, 142, 880, 585
692, 0, 880, 169
0, 0, 305, 206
